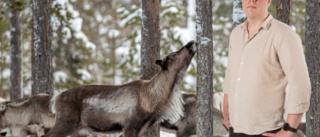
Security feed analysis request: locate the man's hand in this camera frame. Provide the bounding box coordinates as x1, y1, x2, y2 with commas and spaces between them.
262, 129, 293, 137
223, 113, 231, 129
223, 94, 231, 129
263, 113, 304, 137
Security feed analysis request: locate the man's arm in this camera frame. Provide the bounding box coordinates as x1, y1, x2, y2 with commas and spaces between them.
286, 113, 304, 129
223, 94, 231, 128
263, 28, 310, 137
262, 113, 303, 137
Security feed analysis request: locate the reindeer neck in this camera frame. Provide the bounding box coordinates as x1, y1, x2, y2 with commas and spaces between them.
152, 71, 175, 86
149, 69, 186, 95
148, 69, 187, 123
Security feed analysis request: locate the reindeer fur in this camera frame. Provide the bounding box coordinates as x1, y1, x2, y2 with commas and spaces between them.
0, 94, 55, 137
161, 93, 228, 137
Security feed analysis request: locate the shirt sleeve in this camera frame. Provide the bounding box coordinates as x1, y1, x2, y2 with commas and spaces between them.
222, 44, 232, 95
277, 29, 311, 114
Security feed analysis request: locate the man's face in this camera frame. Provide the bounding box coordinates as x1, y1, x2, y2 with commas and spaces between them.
242, 0, 271, 20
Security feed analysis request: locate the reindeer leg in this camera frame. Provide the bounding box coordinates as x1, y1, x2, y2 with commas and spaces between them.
122, 124, 140, 137
44, 101, 80, 137
122, 115, 158, 137
44, 117, 79, 137
176, 124, 196, 137
122, 118, 151, 137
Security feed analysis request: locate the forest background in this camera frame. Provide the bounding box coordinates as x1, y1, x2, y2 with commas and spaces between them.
0, 0, 306, 97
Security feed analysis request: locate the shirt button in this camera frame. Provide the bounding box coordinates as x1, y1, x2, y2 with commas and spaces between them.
241, 62, 244, 65
237, 78, 241, 81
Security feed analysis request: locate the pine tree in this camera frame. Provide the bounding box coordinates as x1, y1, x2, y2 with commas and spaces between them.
32, 0, 53, 95
141, 0, 161, 136
196, 0, 214, 136
276, 0, 291, 25
305, 0, 320, 136
10, 0, 22, 101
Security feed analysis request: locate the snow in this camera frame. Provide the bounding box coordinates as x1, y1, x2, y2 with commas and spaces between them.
115, 45, 130, 58
74, 31, 96, 50
120, 7, 141, 27
291, 25, 297, 31
160, 131, 176, 137
77, 69, 92, 81
1, 69, 10, 78
200, 37, 211, 46
4, 31, 10, 40
116, 7, 126, 13
184, 74, 196, 86
0, 97, 6, 103
161, 6, 179, 16
95, 12, 103, 22
54, 71, 68, 83
108, 29, 120, 38
195, 22, 202, 34
172, 27, 192, 44
83, 2, 90, 10
61, 26, 71, 40
99, 128, 177, 136
232, 0, 246, 25
33, 20, 41, 56
52, 0, 96, 51
70, 17, 83, 32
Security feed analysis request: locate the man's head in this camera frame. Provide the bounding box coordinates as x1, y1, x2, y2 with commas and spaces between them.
242, 0, 271, 20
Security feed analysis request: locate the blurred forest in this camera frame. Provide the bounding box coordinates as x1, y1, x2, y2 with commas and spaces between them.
0, 0, 306, 97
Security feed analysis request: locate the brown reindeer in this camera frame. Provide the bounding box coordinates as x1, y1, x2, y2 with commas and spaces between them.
44, 40, 198, 137
0, 94, 55, 137
161, 93, 228, 137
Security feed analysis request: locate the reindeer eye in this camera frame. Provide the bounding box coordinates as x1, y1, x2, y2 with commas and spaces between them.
169, 53, 176, 58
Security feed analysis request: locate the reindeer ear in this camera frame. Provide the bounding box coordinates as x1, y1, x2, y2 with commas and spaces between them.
155, 60, 162, 66
0, 103, 6, 112
155, 59, 168, 70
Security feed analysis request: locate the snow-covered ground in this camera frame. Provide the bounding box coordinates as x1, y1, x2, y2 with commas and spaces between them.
160, 131, 176, 137
103, 131, 176, 137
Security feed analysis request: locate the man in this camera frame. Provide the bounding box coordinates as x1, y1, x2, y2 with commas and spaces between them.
222, 0, 311, 137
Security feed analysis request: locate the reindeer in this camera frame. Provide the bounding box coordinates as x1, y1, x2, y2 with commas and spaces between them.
0, 94, 55, 137
161, 93, 228, 137
44, 40, 198, 137
1, 124, 46, 137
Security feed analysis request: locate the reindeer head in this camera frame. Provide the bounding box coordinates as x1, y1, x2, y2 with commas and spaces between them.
156, 40, 197, 72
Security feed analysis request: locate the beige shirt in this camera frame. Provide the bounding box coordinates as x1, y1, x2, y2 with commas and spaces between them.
223, 15, 311, 135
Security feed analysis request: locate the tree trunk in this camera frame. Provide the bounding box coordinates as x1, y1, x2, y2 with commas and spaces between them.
32, 0, 53, 95
232, 0, 246, 28
141, 0, 160, 137
305, 0, 320, 136
10, 0, 22, 101
196, 0, 214, 136
276, 0, 291, 25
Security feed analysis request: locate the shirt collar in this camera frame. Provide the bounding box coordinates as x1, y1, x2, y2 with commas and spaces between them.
240, 14, 273, 30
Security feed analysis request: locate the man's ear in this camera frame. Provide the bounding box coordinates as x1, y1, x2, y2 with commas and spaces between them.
155, 60, 162, 66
